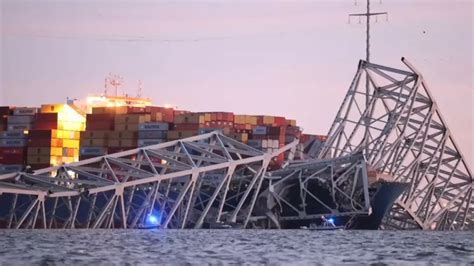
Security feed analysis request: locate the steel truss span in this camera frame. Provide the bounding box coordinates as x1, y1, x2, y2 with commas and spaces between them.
0, 132, 297, 229
318, 58, 473, 230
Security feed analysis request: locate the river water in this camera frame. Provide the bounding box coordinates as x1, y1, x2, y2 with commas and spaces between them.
0, 230, 472, 265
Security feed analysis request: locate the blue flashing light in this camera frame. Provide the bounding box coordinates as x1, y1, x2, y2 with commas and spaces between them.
146, 214, 159, 225
328, 218, 334, 223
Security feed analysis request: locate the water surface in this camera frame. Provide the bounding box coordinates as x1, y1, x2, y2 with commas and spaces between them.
0, 230, 472, 265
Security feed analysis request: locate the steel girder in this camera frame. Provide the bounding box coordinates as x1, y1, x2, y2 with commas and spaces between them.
318, 58, 473, 230
256, 152, 371, 228
0, 132, 298, 229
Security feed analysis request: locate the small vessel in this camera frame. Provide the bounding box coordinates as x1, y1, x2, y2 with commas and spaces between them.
137, 225, 160, 230
308, 224, 345, 231
308, 217, 345, 231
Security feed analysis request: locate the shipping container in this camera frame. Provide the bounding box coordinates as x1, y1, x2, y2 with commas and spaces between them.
137, 139, 164, 147
28, 163, 52, 170
86, 121, 114, 131
0, 131, 27, 139
7, 115, 35, 124
114, 123, 141, 131
174, 123, 202, 131
227, 132, 248, 143
247, 139, 263, 149
80, 138, 108, 147
137, 131, 167, 139
0, 153, 25, 164
93, 106, 147, 115
28, 138, 63, 147
109, 131, 137, 139
80, 130, 110, 139
29, 129, 80, 140
87, 113, 115, 121
108, 139, 136, 148
115, 114, 151, 124
0, 147, 26, 155
252, 126, 267, 135
0, 139, 26, 147
167, 130, 199, 140
0, 164, 23, 173
8, 124, 32, 131
80, 147, 107, 156
138, 122, 169, 131
174, 114, 205, 124
0, 107, 11, 116
27, 155, 51, 165
13, 107, 38, 116
28, 147, 62, 156
285, 119, 297, 127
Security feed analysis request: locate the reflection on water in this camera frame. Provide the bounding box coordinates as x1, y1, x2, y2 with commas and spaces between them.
0, 230, 472, 265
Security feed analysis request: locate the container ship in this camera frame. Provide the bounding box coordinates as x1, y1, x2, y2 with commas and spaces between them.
0, 87, 406, 230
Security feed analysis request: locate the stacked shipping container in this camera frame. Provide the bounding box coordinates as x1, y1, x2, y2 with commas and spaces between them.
0, 107, 37, 173
27, 104, 85, 169
1, 103, 327, 173
80, 107, 175, 159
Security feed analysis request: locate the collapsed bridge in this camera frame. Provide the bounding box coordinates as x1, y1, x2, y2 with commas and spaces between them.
0, 58, 472, 230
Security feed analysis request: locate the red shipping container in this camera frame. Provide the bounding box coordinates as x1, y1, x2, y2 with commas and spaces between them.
273, 116, 286, 126
86, 121, 115, 131
33, 122, 58, 130
29, 163, 51, 170
0, 147, 26, 156
174, 123, 203, 131
0, 107, 11, 116
87, 113, 115, 122
173, 110, 190, 116
28, 138, 63, 147
28, 130, 54, 139
224, 113, 235, 122
127, 107, 146, 114
0, 153, 25, 164
35, 113, 58, 122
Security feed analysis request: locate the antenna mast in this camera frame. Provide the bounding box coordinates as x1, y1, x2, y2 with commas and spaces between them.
349, 0, 388, 63
348, 0, 388, 155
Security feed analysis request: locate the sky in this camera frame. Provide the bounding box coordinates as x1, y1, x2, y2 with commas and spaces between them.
0, 0, 473, 165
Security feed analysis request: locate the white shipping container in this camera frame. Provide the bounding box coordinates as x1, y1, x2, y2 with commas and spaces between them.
13, 107, 38, 116
0, 131, 26, 139
7, 124, 31, 131
138, 122, 169, 131
0, 164, 23, 173
262, 139, 271, 149
272, 140, 279, 148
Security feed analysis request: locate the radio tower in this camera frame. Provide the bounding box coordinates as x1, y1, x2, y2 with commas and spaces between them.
348, 0, 388, 155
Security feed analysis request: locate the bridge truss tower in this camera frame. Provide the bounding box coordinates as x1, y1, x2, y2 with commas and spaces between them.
318, 58, 473, 230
